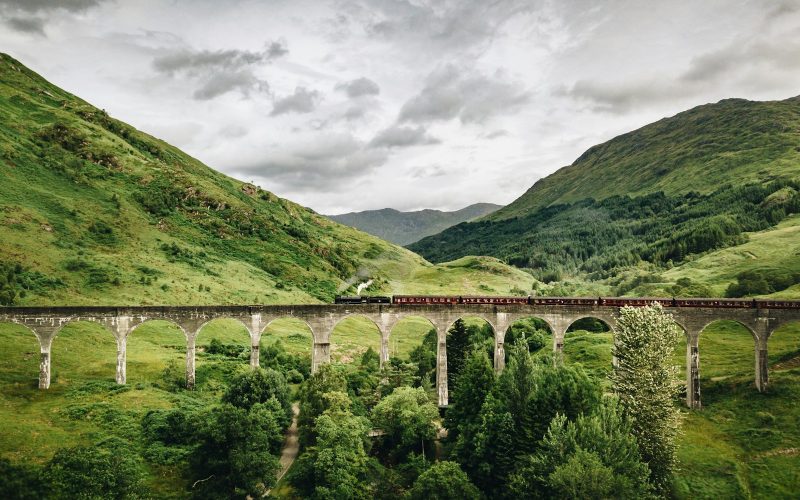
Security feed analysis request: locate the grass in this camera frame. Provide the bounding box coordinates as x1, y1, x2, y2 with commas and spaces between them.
1, 317, 799, 497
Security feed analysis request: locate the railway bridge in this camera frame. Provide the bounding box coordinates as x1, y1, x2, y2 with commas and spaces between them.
2, 302, 799, 409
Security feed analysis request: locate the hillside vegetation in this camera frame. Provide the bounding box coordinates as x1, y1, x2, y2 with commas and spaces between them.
0, 53, 530, 306
410, 96, 800, 297
328, 203, 501, 246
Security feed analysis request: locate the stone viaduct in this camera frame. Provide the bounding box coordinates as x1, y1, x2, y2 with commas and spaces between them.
2, 302, 799, 409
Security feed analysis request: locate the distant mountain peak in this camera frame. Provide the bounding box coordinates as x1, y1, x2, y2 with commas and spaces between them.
327, 203, 502, 246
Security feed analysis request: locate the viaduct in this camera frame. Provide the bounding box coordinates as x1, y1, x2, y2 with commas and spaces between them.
2, 302, 798, 409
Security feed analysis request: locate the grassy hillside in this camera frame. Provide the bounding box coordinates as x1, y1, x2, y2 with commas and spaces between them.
410, 97, 800, 297
0, 53, 530, 306
328, 203, 501, 246
490, 96, 800, 221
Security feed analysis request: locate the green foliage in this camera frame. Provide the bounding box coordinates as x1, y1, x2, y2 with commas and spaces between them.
411, 181, 800, 286
446, 348, 495, 445
408, 329, 437, 386
259, 339, 311, 381
140, 406, 201, 465
726, 268, 800, 297
371, 386, 439, 460
222, 367, 292, 423
407, 461, 480, 500
298, 363, 349, 447
508, 398, 653, 498
612, 304, 682, 494
289, 393, 373, 499
504, 318, 551, 354
205, 337, 246, 357
188, 403, 282, 499
45, 438, 148, 500
0, 459, 45, 500
0, 260, 63, 305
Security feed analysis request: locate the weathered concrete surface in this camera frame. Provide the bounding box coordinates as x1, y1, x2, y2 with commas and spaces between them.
3, 303, 799, 408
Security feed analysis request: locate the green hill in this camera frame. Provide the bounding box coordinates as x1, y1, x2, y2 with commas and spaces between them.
489, 96, 800, 221
409, 96, 800, 297
327, 203, 501, 246
0, 53, 532, 306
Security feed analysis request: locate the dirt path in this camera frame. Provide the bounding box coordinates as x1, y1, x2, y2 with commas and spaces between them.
266, 403, 299, 496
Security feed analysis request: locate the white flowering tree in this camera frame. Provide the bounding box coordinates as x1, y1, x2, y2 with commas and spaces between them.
611, 303, 682, 495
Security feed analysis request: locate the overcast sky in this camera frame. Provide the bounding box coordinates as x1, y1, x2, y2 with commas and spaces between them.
2, 0, 800, 214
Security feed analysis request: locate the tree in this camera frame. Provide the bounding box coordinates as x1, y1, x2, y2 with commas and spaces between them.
298, 363, 348, 446
409, 328, 437, 386
447, 319, 470, 388
611, 304, 681, 494
222, 367, 292, 423
189, 402, 283, 499
44, 438, 147, 500
289, 392, 373, 499
407, 461, 480, 500
508, 398, 653, 499
0, 459, 45, 500
371, 386, 439, 460
446, 347, 495, 445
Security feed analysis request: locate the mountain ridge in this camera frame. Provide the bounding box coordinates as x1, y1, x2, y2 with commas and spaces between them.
327, 202, 501, 246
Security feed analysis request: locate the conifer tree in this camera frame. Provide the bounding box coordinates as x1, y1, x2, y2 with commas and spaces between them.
611, 304, 681, 494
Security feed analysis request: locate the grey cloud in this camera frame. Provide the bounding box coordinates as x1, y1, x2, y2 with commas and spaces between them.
0, 0, 102, 13
153, 41, 287, 100
6, 16, 45, 35
349, 0, 540, 53
335, 77, 380, 98
399, 64, 530, 124
368, 125, 439, 148
270, 87, 320, 116
409, 164, 448, 179
234, 134, 387, 190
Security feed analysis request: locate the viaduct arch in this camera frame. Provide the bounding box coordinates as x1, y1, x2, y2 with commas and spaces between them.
1, 302, 797, 409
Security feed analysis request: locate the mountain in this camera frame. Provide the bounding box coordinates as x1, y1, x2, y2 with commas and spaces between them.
409, 96, 800, 297
487, 96, 800, 221
327, 203, 501, 246
0, 53, 535, 306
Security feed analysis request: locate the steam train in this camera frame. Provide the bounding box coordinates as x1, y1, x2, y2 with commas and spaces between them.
334, 295, 800, 309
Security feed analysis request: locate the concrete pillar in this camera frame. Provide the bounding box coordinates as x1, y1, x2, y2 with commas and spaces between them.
755, 338, 769, 392
686, 336, 701, 409
39, 350, 51, 389
494, 342, 505, 373
312, 342, 330, 373
437, 331, 448, 407
115, 336, 127, 385
186, 337, 196, 390
248, 313, 264, 370
380, 331, 390, 368
250, 344, 260, 369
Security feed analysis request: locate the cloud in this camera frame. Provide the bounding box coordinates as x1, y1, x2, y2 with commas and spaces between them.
398, 64, 530, 124
346, 0, 541, 53
335, 77, 380, 98
152, 42, 287, 100
234, 133, 387, 190
270, 86, 320, 115
0, 0, 103, 13
368, 125, 439, 148
5, 16, 45, 35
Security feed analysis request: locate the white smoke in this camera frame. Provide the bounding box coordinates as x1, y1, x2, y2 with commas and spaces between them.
356, 279, 374, 295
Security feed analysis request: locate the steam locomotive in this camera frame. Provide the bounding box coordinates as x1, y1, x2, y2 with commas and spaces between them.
334, 295, 800, 309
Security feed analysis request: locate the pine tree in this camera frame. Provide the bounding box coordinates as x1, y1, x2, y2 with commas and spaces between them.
611, 303, 682, 494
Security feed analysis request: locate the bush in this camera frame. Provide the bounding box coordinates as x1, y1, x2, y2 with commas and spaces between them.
407, 461, 480, 500
222, 368, 292, 423
44, 439, 148, 499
